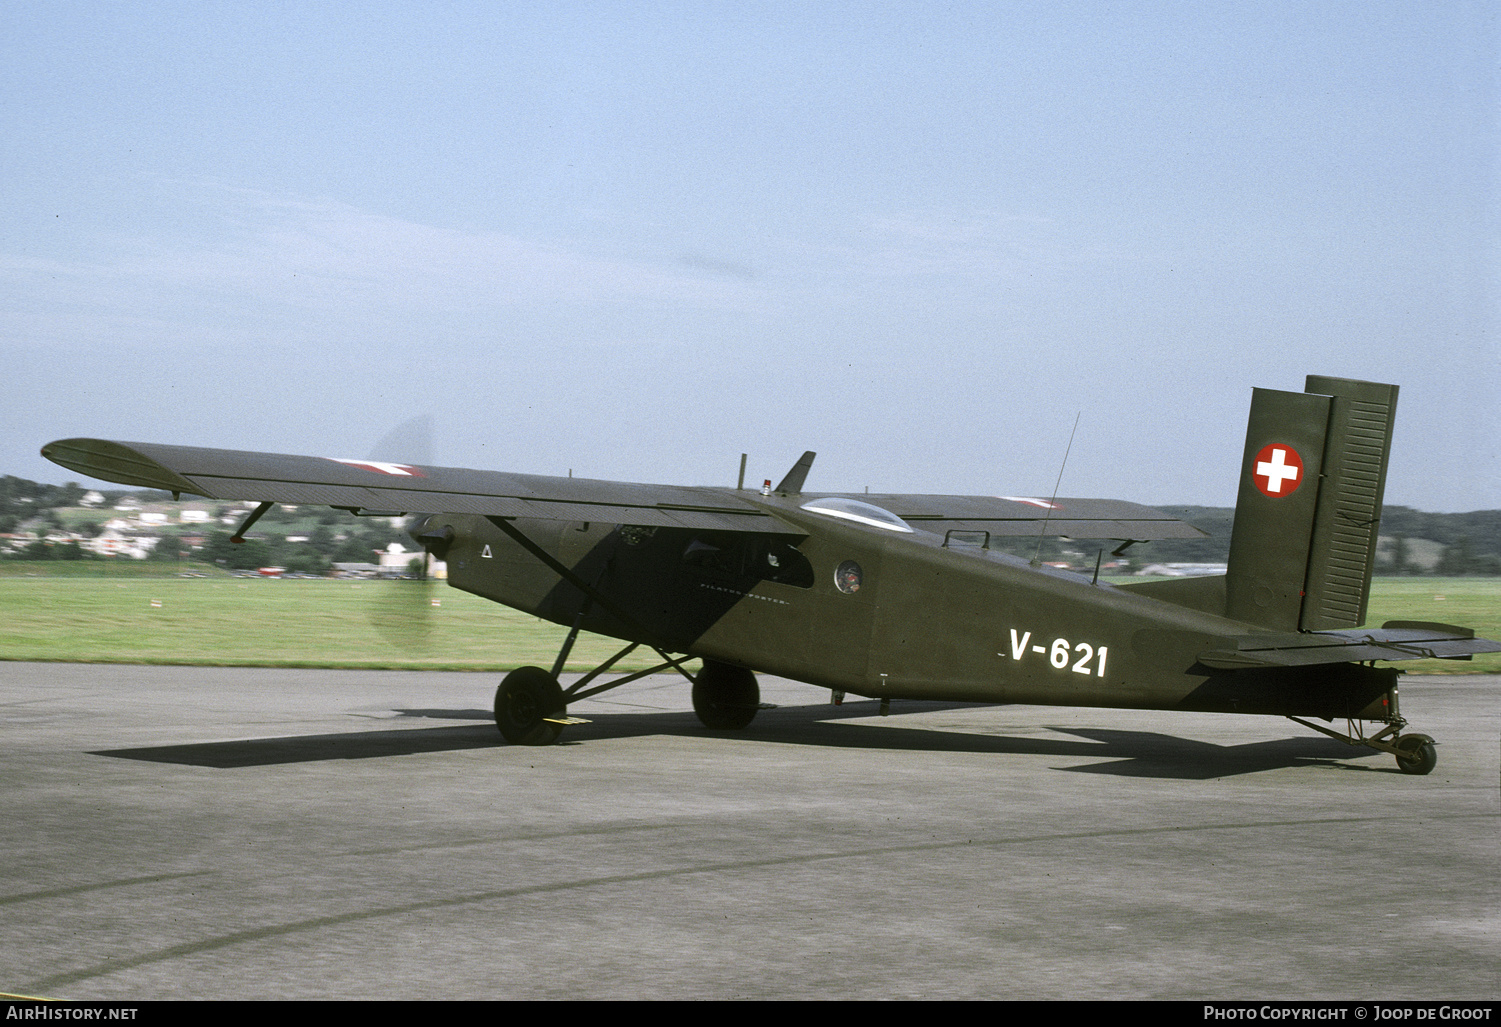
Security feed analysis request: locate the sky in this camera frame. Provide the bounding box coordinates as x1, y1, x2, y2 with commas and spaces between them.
2, 2, 1496, 511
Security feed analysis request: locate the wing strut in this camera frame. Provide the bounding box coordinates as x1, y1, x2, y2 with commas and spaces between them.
230, 502, 274, 544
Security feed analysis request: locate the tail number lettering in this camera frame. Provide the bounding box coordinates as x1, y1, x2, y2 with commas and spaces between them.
1005, 631, 1108, 678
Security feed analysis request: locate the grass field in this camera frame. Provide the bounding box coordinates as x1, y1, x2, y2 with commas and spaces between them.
0, 574, 658, 672
0, 569, 1496, 674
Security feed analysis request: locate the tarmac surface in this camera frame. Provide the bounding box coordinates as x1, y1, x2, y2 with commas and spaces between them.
1, 661, 1497, 1001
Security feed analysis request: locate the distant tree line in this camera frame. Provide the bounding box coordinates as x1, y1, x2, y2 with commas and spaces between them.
1130, 506, 1501, 575
961, 504, 1501, 575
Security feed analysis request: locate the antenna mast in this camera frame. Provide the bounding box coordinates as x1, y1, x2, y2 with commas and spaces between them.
1031, 412, 1080, 567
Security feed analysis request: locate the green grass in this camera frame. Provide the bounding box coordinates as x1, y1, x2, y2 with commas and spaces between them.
0, 573, 1495, 673
0, 576, 665, 672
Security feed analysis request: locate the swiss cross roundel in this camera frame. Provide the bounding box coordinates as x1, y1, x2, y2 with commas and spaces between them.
1252, 444, 1303, 497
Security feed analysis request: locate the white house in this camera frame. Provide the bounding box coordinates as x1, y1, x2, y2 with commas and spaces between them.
377, 542, 446, 578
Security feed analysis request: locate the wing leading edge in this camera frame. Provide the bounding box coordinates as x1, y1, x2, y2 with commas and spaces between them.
41, 438, 1205, 540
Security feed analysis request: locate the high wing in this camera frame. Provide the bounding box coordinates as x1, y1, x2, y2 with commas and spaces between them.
1196, 621, 1500, 669
42, 438, 780, 532
40, 438, 1204, 540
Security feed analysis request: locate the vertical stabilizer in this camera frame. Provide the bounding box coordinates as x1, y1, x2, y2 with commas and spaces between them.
1225, 389, 1331, 630
1224, 377, 1397, 632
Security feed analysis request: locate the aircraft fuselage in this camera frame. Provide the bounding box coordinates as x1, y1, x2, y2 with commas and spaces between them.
438, 498, 1397, 722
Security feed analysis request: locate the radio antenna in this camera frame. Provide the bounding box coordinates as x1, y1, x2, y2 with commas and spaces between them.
1031, 412, 1080, 567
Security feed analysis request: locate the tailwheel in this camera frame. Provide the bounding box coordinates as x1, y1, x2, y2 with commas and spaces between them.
1287, 715, 1441, 777
692, 661, 760, 730
495, 666, 567, 745
1394, 733, 1437, 776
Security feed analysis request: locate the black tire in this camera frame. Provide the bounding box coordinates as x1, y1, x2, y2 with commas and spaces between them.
1394, 733, 1437, 776
692, 661, 759, 730
494, 667, 566, 745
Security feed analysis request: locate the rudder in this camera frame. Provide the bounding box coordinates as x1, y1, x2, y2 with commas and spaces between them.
1299, 375, 1398, 630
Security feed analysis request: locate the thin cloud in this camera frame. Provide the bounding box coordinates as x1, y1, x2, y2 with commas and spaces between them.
0, 184, 775, 351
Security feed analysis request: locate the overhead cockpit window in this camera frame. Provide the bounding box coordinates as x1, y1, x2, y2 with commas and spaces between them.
799, 497, 914, 533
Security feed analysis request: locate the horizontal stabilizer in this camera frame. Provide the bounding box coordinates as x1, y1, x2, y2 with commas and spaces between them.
1197, 623, 1500, 670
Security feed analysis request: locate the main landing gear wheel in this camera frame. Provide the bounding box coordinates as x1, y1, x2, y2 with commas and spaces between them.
692, 661, 760, 730
1394, 733, 1437, 776
494, 666, 566, 745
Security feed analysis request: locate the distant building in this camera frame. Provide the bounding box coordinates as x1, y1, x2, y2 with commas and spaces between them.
379, 542, 415, 576
377, 542, 446, 578
87, 530, 154, 559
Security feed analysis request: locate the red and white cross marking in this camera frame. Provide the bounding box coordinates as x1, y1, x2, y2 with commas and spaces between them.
1252, 444, 1302, 497
330, 459, 426, 477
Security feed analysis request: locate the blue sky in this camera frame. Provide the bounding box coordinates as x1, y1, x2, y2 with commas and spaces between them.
3, 2, 1496, 510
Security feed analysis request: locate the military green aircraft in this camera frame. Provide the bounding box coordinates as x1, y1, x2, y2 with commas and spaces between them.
42, 375, 1498, 774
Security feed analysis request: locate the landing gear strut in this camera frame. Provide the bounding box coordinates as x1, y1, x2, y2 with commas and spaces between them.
481, 518, 773, 746
493, 640, 759, 745
1288, 716, 1438, 776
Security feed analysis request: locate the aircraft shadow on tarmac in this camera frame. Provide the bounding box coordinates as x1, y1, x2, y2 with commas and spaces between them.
91, 699, 1369, 778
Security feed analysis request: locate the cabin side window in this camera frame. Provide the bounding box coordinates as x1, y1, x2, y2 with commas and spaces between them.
680, 533, 814, 589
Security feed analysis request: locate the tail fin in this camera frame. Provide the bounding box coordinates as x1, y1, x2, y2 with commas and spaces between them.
1224, 376, 1398, 631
